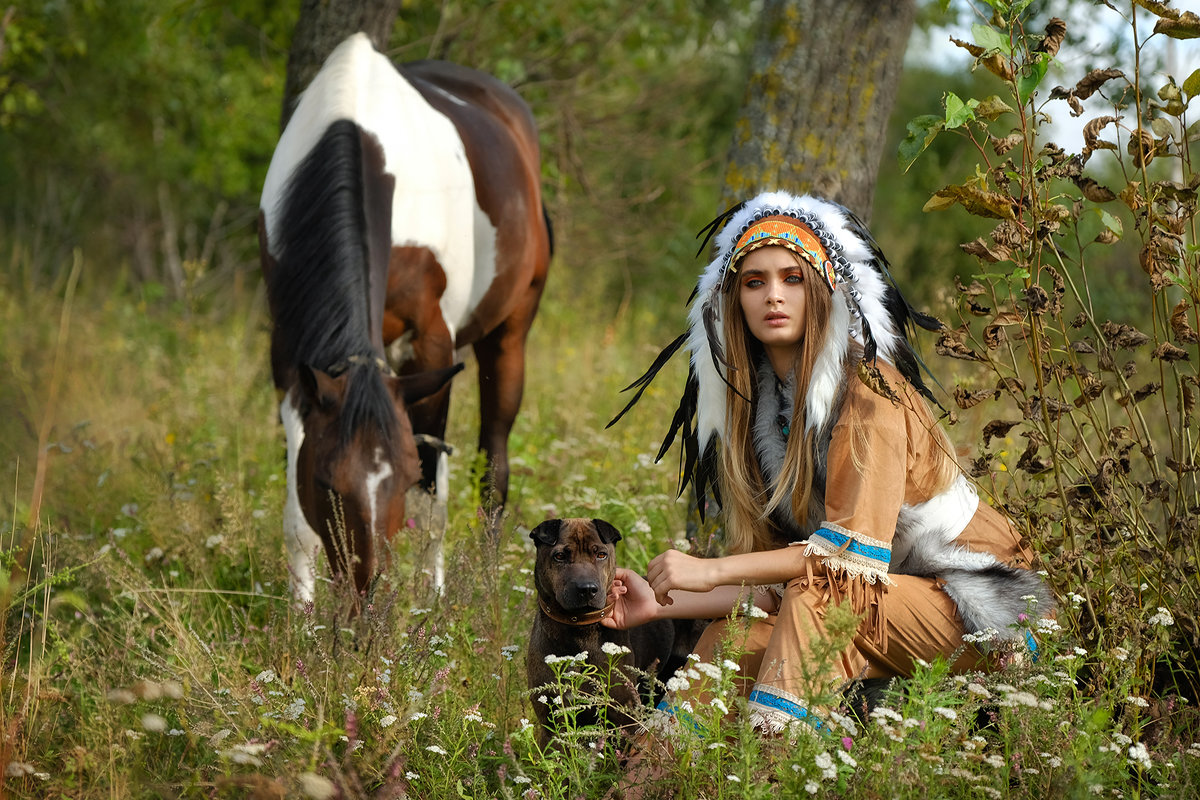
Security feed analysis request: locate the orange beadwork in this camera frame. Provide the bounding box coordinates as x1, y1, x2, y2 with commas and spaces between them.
729, 216, 838, 290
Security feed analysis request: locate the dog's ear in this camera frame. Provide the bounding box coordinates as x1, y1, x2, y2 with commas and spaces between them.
591, 519, 622, 544
529, 519, 562, 547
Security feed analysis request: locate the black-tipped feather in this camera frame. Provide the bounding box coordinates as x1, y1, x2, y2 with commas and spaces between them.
607, 332, 688, 429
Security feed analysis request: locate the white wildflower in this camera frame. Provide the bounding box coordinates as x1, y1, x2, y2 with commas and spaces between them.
933, 706, 958, 721
712, 698, 729, 716
1126, 695, 1150, 708
1112, 647, 1130, 662
405, 772, 420, 781
837, 749, 857, 768
1128, 742, 1152, 770
204, 534, 224, 549
601, 642, 631, 656
984, 754, 1006, 769
1066, 591, 1085, 607
695, 662, 722, 680
1149, 607, 1175, 627
379, 715, 397, 728
967, 682, 990, 698
255, 669, 276, 684
425, 745, 449, 756
726, 775, 741, 783
745, 605, 769, 619
722, 659, 741, 673
408, 712, 427, 721
815, 751, 837, 780
666, 676, 691, 692
6, 762, 34, 777
1036, 618, 1062, 634
805, 780, 819, 794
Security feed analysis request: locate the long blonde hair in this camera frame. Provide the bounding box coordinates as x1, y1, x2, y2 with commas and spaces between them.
716, 251, 959, 555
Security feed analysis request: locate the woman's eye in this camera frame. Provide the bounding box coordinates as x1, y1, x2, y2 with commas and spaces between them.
744, 278, 763, 288
785, 273, 804, 283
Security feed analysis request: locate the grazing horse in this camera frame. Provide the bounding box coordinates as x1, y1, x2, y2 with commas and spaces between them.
258, 33, 552, 603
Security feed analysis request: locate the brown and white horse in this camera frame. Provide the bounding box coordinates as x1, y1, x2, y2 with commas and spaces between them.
259, 33, 552, 603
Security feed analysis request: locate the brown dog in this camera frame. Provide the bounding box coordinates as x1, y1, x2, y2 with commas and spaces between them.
526, 518, 694, 747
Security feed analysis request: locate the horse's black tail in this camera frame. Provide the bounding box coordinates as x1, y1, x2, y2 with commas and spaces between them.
542, 203, 555, 257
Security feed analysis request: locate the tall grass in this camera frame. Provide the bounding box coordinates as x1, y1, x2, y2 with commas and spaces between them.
3, 234, 1199, 798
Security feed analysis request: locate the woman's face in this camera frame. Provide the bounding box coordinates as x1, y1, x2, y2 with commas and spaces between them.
737, 246, 808, 365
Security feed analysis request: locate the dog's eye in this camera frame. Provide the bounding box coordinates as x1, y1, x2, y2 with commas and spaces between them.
552, 550, 568, 562
594, 551, 608, 560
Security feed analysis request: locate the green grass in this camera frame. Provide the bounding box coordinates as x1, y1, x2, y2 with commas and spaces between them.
3, 262, 1200, 799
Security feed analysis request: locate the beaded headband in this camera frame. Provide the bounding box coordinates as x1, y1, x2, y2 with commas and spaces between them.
728, 216, 839, 291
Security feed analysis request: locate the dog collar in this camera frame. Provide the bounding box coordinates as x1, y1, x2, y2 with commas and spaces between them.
538, 596, 616, 626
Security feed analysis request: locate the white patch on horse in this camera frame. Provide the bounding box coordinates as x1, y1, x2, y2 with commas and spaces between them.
281, 390, 323, 604
259, 33, 499, 351
364, 447, 394, 543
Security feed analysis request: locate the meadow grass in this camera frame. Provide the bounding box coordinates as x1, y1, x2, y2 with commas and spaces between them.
2, 255, 1200, 800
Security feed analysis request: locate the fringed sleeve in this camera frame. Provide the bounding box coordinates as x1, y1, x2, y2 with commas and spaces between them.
790, 525, 894, 649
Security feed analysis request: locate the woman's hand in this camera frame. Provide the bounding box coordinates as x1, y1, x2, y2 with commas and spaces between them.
600, 568, 661, 630
646, 549, 721, 606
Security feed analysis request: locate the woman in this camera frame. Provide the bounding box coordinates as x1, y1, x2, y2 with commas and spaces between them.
605, 190, 1048, 735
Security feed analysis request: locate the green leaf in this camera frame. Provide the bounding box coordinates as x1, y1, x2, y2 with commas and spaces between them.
899, 114, 945, 173
1183, 68, 1200, 100
944, 92, 978, 129
1017, 52, 1052, 105
972, 23, 1013, 54
1099, 209, 1123, 236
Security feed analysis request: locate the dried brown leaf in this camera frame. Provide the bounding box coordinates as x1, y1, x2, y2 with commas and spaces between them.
960, 238, 1010, 263
1127, 128, 1157, 168
1170, 300, 1200, 343
1071, 338, 1097, 354
1155, 11, 1200, 40
1074, 176, 1117, 202
1102, 321, 1150, 349
982, 419, 1020, 447
995, 377, 1026, 395
926, 185, 1017, 219
936, 331, 985, 362
1035, 18, 1067, 56
858, 360, 901, 404
954, 385, 996, 409
1082, 116, 1121, 158
1073, 68, 1127, 100
1152, 342, 1190, 362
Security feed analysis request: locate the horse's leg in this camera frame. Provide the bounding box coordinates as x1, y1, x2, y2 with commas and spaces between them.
404, 384, 453, 591
472, 292, 540, 535
280, 389, 323, 606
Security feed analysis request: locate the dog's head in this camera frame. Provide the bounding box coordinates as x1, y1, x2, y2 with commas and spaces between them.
529, 518, 622, 613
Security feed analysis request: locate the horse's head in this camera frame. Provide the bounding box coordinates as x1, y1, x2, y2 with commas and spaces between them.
284, 361, 461, 600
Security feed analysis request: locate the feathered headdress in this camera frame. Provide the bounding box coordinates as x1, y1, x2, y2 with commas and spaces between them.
609, 190, 942, 513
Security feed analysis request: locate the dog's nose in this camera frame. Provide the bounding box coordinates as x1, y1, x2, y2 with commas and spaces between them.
577, 582, 599, 599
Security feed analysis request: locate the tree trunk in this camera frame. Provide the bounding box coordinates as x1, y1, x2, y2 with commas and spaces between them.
720, 0, 917, 222
279, 0, 404, 132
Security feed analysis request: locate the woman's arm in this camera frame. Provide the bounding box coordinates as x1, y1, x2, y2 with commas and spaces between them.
646, 547, 811, 605
601, 569, 776, 629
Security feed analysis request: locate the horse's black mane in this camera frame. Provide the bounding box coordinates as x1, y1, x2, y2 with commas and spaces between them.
266, 119, 397, 446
